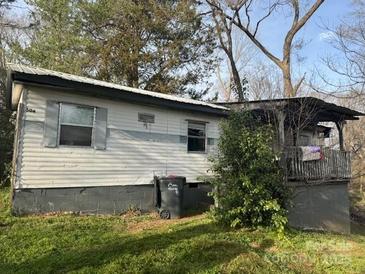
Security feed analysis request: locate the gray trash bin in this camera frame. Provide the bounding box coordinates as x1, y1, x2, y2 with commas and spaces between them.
158, 176, 185, 219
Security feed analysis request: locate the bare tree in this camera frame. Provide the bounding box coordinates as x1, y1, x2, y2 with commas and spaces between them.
211, 8, 253, 101
0, 0, 20, 107
0, 0, 26, 185
206, 0, 325, 98
248, 61, 282, 100
311, 1, 365, 215
214, 33, 256, 102
317, 5, 365, 97
337, 94, 365, 219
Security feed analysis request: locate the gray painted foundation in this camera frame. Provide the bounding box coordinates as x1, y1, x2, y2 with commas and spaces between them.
287, 182, 351, 234
12, 183, 213, 216
12, 181, 351, 234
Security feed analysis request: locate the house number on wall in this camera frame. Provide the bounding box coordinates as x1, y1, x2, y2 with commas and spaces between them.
26, 108, 36, 113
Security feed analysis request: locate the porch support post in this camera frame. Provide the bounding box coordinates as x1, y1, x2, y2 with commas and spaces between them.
335, 120, 345, 151
275, 109, 287, 180
276, 110, 286, 150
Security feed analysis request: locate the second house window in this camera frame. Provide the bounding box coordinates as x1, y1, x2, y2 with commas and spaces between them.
187, 121, 206, 152
59, 103, 95, 146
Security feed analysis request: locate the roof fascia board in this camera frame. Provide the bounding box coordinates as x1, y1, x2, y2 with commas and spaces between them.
313, 109, 358, 122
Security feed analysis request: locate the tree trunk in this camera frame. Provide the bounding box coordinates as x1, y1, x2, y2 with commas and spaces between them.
228, 55, 244, 102
282, 63, 294, 98
127, 59, 139, 88
127, 29, 140, 88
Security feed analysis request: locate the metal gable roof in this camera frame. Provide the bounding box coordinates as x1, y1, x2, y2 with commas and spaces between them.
7, 64, 228, 115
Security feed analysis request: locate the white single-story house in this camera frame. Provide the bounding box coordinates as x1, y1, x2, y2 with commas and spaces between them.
6, 64, 364, 234
6, 64, 228, 215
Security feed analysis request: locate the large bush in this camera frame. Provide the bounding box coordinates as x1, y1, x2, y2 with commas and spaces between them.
209, 111, 288, 233
0, 51, 14, 186
0, 107, 14, 186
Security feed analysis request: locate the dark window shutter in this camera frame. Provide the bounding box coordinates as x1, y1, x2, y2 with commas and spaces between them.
94, 107, 107, 150
43, 101, 59, 147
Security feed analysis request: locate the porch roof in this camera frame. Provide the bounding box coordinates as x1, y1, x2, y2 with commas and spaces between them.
220, 97, 364, 123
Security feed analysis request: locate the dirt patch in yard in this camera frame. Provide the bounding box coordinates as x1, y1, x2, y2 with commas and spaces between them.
124, 213, 206, 233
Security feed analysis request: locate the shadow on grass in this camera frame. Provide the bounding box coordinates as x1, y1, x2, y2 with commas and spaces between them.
182, 208, 209, 218
351, 221, 365, 236
3, 222, 250, 273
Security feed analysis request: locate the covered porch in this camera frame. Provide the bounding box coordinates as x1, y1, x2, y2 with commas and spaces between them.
225, 97, 364, 183
221, 96, 364, 233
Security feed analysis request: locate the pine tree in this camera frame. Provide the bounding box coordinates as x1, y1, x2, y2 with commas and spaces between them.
11, 0, 218, 98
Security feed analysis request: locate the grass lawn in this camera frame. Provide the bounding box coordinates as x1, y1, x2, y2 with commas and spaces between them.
1, 187, 365, 274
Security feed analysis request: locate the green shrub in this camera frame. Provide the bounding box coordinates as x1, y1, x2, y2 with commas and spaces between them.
0, 98, 15, 187
0, 162, 12, 187
209, 111, 288, 233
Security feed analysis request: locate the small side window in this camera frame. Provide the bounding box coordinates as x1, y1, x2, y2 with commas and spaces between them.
298, 134, 310, 146
187, 121, 206, 152
138, 113, 155, 124
59, 103, 95, 147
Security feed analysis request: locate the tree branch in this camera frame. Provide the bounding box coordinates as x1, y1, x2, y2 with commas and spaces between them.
284, 0, 325, 62
293, 73, 306, 94
253, 2, 280, 37
206, 0, 282, 67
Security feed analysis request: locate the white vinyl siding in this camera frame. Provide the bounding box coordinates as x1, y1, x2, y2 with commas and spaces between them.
16, 86, 221, 189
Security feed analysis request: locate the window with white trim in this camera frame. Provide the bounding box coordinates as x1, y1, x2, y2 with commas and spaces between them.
59, 103, 95, 146
187, 121, 206, 152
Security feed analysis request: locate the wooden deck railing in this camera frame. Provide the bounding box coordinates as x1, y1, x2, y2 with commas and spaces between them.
283, 147, 351, 182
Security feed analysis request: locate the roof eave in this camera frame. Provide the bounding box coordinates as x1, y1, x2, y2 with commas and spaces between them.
10, 70, 229, 116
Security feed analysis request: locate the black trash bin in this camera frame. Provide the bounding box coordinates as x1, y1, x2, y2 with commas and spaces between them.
156, 176, 185, 219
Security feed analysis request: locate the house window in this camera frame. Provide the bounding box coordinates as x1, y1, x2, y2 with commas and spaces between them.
298, 134, 310, 146
188, 121, 206, 152
59, 103, 95, 146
